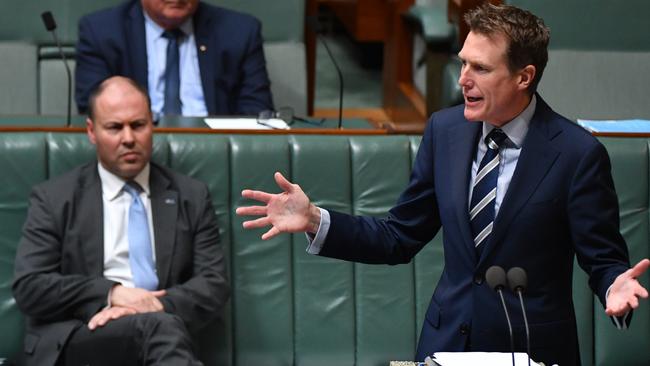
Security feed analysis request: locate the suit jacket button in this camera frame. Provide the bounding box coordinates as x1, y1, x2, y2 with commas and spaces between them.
474, 275, 483, 285
460, 323, 469, 335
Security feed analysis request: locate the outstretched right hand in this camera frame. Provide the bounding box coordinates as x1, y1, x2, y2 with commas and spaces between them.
236, 172, 321, 240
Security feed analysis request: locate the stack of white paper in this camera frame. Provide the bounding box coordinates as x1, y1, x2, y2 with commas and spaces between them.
204, 117, 289, 130
432, 352, 544, 366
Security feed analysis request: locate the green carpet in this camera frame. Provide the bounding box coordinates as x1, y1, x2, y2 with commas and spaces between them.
314, 34, 383, 109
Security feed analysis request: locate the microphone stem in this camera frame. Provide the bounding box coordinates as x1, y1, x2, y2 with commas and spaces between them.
318, 35, 343, 129
497, 289, 515, 366
517, 290, 531, 366
51, 29, 72, 127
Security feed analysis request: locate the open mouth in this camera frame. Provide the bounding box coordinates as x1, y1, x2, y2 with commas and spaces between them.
466, 96, 483, 103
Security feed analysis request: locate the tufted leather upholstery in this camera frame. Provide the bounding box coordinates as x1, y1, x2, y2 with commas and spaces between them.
0, 131, 647, 365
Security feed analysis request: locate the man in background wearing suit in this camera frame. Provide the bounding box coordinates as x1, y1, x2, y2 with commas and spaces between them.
13, 76, 229, 365
75, 0, 273, 117
237, 4, 649, 365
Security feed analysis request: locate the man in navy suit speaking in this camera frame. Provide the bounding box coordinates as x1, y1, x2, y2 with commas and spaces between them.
237, 4, 649, 366
75, 0, 273, 117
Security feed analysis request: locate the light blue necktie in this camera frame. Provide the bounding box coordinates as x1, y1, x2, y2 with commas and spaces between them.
124, 182, 158, 290
469, 129, 507, 254
162, 29, 183, 115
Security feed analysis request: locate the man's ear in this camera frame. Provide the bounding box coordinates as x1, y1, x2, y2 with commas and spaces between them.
86, 118, 97, 145
518, 65, 536, 90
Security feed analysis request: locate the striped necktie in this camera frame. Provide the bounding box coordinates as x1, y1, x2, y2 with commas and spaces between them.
469, 129, 507, 252
124, 181, 158, 290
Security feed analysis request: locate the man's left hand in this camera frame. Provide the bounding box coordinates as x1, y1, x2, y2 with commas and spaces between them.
606, 258, 650, 316
88, 306, 137, 330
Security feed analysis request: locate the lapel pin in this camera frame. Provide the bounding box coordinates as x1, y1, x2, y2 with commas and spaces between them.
165, 198, 176, 205
199, 45, 207, 52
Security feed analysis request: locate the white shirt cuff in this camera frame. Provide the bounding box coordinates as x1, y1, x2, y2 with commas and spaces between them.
104, 285, 115, 311
305, 208, 330, 255
606, 284, 631, 330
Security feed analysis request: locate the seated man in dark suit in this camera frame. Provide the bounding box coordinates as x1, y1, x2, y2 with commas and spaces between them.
237, 4, 649, 366
13, 76, 229, 366
75, 0, 274, 118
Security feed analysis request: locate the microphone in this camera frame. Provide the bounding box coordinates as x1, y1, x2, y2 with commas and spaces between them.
307, 17, 344, 129
41, 11, 72, 127
485, 265, 515, 366
508, 267, 531, 366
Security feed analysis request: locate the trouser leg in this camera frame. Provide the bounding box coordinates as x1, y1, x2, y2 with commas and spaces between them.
62, 312, 202, 366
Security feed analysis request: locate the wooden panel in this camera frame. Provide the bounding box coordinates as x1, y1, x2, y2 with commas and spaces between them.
323, 0, 389, 42
306, 0, 318, 115
306, 0, 427, 126
382, 0, 426, 126
448, 0, 502, 44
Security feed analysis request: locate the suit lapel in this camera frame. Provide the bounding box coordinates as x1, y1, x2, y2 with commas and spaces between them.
193, 3, 218, 115
149, 165, 178, 288
449, 121, 482, 260
127, 2, 149, 89
77, 164, 104, 277
479, 100, 562, 263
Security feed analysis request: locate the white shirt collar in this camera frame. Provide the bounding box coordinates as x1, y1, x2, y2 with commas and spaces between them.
483, 94, 537, 149
97, 162, 151, 201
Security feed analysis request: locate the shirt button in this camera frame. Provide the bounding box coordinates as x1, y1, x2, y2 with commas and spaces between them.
474, 274, 483, 285
460, 323, 470, 335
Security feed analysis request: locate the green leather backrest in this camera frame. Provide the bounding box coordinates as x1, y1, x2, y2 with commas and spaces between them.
0, 134, 47, 362
0, 0, 66, 43
508, 0, 650, 120
509, 0, 650, 51
0, 132, 648, 365
595, 138, 650, 365
0, 42, 38, 115
205, 0, 304, 43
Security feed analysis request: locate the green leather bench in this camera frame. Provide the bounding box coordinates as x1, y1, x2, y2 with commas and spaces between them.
0, 131, 648, 365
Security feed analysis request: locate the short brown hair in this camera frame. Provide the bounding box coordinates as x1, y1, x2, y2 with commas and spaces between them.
465, 3, 550, 93
87, 77, 151, 120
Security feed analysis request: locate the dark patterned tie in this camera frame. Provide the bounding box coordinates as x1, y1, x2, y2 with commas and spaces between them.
470, 129, 507, 252
162, 29, 184, 115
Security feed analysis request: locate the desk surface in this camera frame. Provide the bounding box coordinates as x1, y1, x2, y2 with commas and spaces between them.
156, 115, 374, 129
0, 115, 388, 135
0, 114, 382, 133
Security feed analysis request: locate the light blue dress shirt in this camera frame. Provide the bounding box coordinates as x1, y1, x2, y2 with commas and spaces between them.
144, 13, 208, 118
469, 95, 536, 216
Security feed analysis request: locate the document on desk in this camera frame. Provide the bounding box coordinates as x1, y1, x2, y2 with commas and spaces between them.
432, 352, 543, 366
576, 119, 650, 133
204, 118, 289, 130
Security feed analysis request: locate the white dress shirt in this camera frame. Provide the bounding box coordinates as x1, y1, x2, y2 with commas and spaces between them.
98, 163, 156, 288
